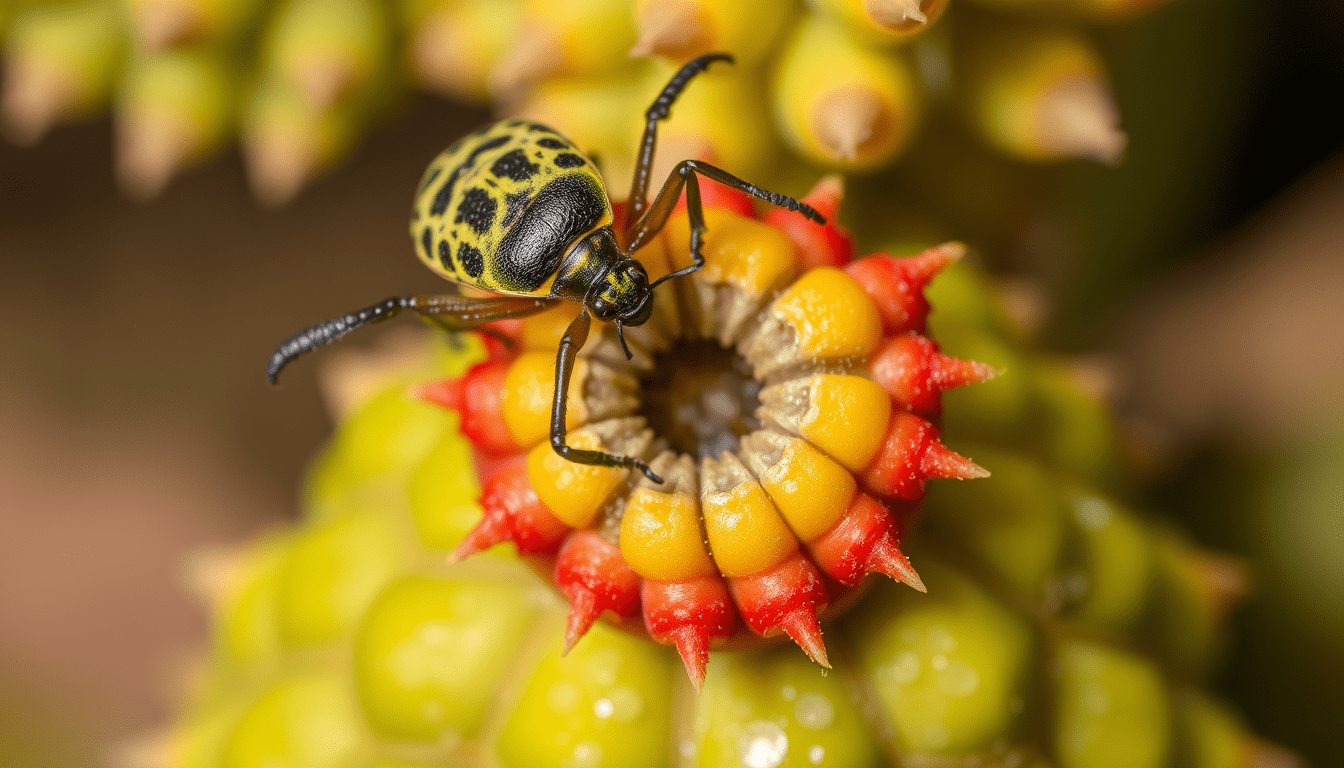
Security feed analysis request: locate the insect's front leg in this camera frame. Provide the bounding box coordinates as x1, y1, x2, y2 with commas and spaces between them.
549, 310, 663, 484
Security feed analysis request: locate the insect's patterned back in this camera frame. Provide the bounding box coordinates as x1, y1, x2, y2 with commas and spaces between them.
409, 120, 613, 297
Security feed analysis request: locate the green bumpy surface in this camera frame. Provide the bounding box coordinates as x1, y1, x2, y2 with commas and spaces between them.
170, 263, 1259, 768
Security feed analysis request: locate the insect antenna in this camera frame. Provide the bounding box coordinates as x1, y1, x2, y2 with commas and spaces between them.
267, 296, 413, 384
615, 321, 634, 360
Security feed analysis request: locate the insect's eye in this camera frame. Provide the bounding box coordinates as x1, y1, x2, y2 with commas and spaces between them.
591, 297, 618, 321
624, 262, 648, 289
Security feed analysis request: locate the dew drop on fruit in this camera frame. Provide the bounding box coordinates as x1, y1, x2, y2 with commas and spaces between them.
794, 692, 834, 730
738, 720, 789, 768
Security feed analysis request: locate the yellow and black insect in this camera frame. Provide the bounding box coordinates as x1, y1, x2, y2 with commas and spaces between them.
267, 53, 823, 483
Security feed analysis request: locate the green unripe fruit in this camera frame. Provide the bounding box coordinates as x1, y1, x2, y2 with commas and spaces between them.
354, 575, 541, 741
1053, 640, 1171, 768
222, 670, 369, 768
845, 555, 1034, 756
277, 506, 408, 648
692, 646, 881, 768
497, 622, 676, 768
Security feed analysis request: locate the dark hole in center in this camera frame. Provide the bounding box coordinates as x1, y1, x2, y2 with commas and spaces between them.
638, 339, 761, 458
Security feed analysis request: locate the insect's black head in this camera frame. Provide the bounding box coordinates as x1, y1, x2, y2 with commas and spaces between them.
588, 256, 652, 327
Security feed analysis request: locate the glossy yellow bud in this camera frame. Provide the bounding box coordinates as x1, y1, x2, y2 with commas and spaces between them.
749, 434, 858, 541
502, 352, 586, 447
619, 487, 716, 581
800, 375, 893, 472
701, 456, 798, 577
666, 209, 799, 296
527, 430, 626, 528
772, 267, 883, 361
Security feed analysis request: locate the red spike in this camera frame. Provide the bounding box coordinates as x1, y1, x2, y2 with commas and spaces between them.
564, 588, 601, 656
780, 609, 830, 668
412, 377, 465, 412
642, 575, 736, 691
866, 535, 925, 593
669, 625, 710, 693
415, 360, 522, 456
728, 552, 830, 666
449, 508, 511, 564
762, 175, 854, 269
554, 531, 642, 654
869, 333, 1001, 416
807, 492, 921, 591
860, 412, 987, 501
921, 441, 990, 481
454, 458, 569, 562
844, 242, 965, 334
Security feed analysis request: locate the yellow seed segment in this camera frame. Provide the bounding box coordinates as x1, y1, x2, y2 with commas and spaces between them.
702, 479, 798, 578
619, 488, 716, 581
665, 210, 800, 296
772, 267, 882, 361
526, 431, 625, 528
799, 375, 892, 472
502, 352, 586, 447
759, 438, 858, 541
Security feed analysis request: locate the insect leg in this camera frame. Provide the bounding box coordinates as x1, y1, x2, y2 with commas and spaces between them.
625, 160, 826, 273
624, 52, 734, 237
550, 310, 663, 484
267, 294, 558, 384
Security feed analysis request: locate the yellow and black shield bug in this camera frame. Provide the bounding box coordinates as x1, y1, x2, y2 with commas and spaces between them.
266, 53, 824, 483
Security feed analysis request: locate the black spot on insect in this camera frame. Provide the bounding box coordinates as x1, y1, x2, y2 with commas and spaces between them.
455, 187, 497, 236
421, 226, 433, 257
438, 239, 453, 269
429, 168, 459, 216
464, 135, 509, 167
419, 166, 442, 193
458, 242, 484, 278
502, 191, 530, 228
491, 149, 540, 182
535, 152, 544, 158
554, 153, 587, 169
525, 123, 553, 132
485, 177, 497, 188
537, 137, 567, 150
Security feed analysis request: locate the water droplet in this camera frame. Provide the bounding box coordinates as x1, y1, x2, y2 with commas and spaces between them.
930, 654, 948, 671
547, 681, 580, 714
809, 744, 826, 764
567, 740, 603, 768
607, 686, 644, 723
737, 720, 789, 768
679, 740, 697, 759
1075, 496, 1112, 531
937, 659, 981, 698
794, 692, 835, 730
593, 698, 614, 719
780, 684, 797, 702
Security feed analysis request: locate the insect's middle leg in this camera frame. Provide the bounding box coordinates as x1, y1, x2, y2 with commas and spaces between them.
550, 310, 663, 484
625, 160, 826, 283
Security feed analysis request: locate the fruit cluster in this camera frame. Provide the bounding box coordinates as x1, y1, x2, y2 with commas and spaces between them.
418, 176, 996, 688
3, 0, 1156, 204
144, 184, 1295, 768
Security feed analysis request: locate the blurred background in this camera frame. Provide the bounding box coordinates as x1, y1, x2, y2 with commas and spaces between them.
0, 0, 1341, 765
